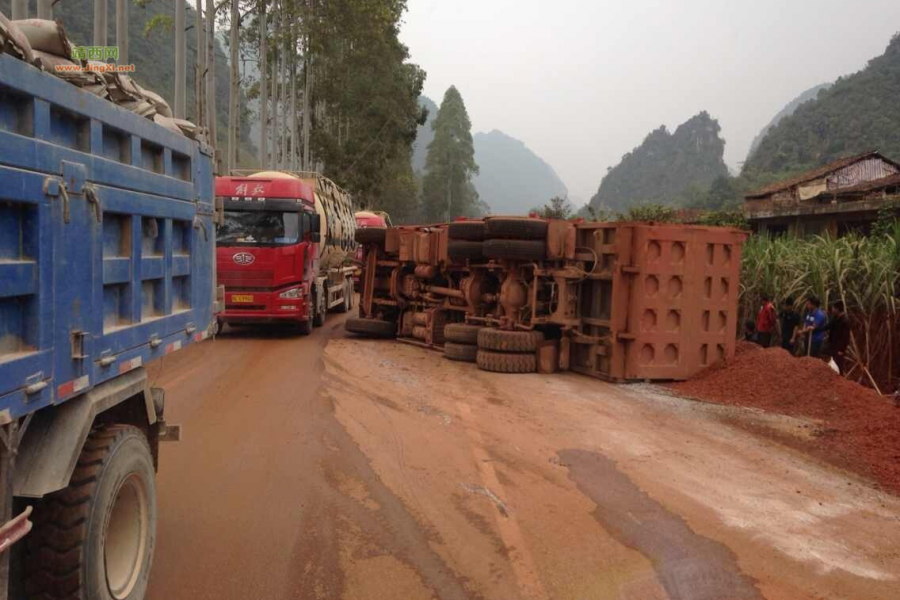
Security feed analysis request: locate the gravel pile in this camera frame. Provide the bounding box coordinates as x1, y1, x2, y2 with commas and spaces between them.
669, 341, 900, 495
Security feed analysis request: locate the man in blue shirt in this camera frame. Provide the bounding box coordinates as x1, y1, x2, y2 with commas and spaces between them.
801, 296, 827, 358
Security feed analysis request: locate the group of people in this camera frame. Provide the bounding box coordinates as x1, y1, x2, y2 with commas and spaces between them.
748, 295, 851, 373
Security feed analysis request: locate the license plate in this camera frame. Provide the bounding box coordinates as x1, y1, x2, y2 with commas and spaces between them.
231, 294, 254, 303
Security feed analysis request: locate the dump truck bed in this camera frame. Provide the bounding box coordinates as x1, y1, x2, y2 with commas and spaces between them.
0, 53, 216, 423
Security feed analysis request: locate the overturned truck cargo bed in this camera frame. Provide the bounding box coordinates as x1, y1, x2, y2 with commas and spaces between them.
350, 218, 747, 382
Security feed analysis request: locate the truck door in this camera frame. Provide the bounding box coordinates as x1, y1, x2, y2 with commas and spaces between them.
0, 166, 56, 416
52, 161, 95, 404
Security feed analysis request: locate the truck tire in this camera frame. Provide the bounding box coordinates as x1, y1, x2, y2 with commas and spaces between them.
448, 240, 484, 261
478, 328, 544, 352
24, 425, 157, 600
444, 342, 478, 362
448, 221, 486, 241
298, 319, 313, 335
476, 350, 537, 374
355, 227, 387, 245
485, 218, 548, 240
483, 239, 547, 261
345, 317, 396, 338
444, 323, 482, 345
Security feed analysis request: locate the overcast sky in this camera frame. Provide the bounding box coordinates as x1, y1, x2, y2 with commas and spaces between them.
399, 0, 900, 203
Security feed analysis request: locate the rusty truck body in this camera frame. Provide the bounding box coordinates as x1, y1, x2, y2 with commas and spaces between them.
346, 217, 747, 381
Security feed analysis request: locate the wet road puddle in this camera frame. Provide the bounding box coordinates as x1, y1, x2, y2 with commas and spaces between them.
559, 449, 762, 600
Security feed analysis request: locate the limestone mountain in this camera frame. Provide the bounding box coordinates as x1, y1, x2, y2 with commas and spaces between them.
412, 96, 569, 215
589, 111, 728, 211
472, 130, 568, 215
746, 83, 832, 163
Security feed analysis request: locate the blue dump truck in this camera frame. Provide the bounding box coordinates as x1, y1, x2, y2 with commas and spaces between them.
0, 52, 217, 599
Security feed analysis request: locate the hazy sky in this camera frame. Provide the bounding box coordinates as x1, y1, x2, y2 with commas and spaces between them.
400, 0, 900, 203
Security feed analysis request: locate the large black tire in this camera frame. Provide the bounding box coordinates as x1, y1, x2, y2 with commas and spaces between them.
444, 323, 482, 345
345, 317, 396, 338
477, 328, 544, 352
483, 239, 547, 261
476, 350, 537, 373
24, 425, 157, 600
297, 319, 313, 335
448, 221, 486, 241
444, 342, 478, 362
485, 218, 548, 240
448, 240, 484, 261
355, 227, 387, 245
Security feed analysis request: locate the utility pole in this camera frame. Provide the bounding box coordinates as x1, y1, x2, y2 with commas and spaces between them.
94, 0, 108, 46
206, 0, 217, 150
175, 0, 186, 119
115, 0, 128, 64
258, 0, 268, 169
37, 0, 52, 19
11, 0, 27, 20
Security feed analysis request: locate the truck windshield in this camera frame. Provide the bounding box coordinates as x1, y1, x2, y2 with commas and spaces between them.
218, 211, 302, 246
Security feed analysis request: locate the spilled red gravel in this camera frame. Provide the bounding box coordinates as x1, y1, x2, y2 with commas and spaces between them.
668, 342, 900, 495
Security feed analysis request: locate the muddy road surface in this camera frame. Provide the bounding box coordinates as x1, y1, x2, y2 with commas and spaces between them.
145, 317, 900, 600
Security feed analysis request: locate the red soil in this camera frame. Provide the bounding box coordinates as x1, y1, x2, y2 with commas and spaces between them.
668, 342, 900, 495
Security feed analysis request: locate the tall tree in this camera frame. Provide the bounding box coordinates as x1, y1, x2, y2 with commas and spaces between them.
421, 86, 480, 221
257, 0, 267, 168
227, 0, 239, 169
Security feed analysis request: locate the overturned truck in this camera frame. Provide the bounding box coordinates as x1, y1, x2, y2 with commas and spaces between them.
347, 217, 747, 381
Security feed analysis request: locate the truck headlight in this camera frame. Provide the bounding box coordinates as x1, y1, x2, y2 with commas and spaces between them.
279, 287, 303, 299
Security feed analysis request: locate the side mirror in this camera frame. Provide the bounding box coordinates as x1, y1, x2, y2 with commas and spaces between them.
310, 232, 322, 243
310, 213, 321, 232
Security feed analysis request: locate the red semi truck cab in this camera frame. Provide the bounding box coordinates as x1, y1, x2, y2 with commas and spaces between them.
216, 173, 323, 332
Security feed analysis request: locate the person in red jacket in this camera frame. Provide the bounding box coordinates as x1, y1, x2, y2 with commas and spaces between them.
755, 294, 777, 347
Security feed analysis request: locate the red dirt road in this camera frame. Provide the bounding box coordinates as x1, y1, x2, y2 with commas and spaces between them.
145, 317, 900, 600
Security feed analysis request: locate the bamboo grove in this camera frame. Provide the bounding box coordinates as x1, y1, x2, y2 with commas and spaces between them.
740, 223, 900, 393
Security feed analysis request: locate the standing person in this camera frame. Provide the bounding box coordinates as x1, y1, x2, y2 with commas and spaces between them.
779, 297, 801, 354
755, 294, 777, 347
801, 296, 828, 358
827, 301, 851, 374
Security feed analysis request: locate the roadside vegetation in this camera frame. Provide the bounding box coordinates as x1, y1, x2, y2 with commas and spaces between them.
741, 221, 900, 394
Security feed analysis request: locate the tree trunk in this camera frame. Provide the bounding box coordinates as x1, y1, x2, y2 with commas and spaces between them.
94, 0, 108, 47
11, 0, 27, 20
302, 52, 311, 171
115, 0, 128, 64
258, 0, 267, 169
271, 42, 279, 170
227, 0, 239, 170
37, 0, 52, 19
279, 14, 288, 170
206, 0, 216, 151
290, 34, 297, 171
174, 0, 186, 118
195, 0, 205, 128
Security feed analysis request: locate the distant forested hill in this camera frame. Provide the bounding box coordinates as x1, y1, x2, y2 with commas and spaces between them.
472, 130, 567, 215
0, 0, 255, 161
589, 111, 728, 211
745, 33, 900, 177
746, 83, 831, 162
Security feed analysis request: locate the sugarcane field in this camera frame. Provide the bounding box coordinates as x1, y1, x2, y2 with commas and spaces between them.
1, 1, 900, 600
